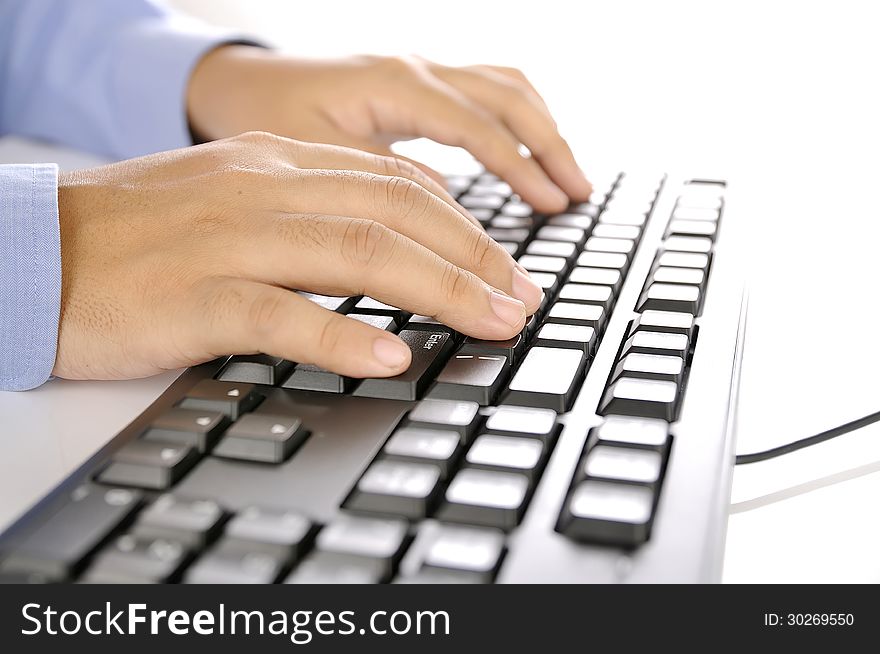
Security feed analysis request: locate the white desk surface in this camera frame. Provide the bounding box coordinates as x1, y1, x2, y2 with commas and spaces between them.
2, 135, 880, 583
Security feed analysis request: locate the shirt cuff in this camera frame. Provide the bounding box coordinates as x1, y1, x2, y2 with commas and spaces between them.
109, 16, 261, 158
0, 164, 61, 391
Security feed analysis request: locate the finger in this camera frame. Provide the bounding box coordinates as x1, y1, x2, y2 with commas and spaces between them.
395, 76, 571, 213
265, 136, 479, 228
248, 169, 543, 314
246, 214, 529, 340
435, 66, 592, 201
190, 277, 413, 378
476, 65, 552, 113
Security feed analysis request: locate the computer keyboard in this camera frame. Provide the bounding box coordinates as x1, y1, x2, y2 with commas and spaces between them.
0, 167, 746, 584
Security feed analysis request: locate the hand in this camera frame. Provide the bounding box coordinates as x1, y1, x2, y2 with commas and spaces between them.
187, 48, 591, 213
54, 132, 543, 381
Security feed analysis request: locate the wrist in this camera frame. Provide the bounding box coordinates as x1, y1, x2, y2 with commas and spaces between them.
187, 44, 277, 142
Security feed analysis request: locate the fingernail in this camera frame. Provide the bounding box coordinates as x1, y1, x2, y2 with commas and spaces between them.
372, 337, 410, 370
512, 266, 544, 309
489, 290, 526, 328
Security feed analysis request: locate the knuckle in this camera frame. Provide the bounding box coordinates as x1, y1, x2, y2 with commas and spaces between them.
247, 291, 285, 336
276, 213, 332, 252
374, 175, 431, 218
340, 218, 396, 270
438, 262, 472, 305
379, 55, 417, 79
315, 314, 345, 355
470, 229, 499, 273
378, 155, 420, 181
236, 130, 281, 147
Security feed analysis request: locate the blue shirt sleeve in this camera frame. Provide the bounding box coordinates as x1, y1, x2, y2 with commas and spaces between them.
0, 164, 60, 391
0, 1, 261, 390
0, 0, 256, 159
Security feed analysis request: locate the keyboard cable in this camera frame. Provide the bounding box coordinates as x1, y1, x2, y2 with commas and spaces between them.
735, 408, 880, 465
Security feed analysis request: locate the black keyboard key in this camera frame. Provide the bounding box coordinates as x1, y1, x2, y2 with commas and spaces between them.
224, 507, 313, 561
497, 241, 520, 256
657, 251, 709, 269
428, 353, 508, 405
0, 485, 141, 582
486, 227, 530, 243
347, 460, 442, 519
523, 313, 540, 340
599, 377, 679, 421
460, 333, 525, 367
382, 426, 462, 478
405, 398, 481, 442
179, 379, 261, 420
582, 445, 664, 487
592, 416, 670, 450
597, 208, 647, 227
592, 224, 641, 240
472, 180, 512, 196
82, 535, 188, 583
212, 412, 309, 464
584, 236, 635, 256
484, 405, 558, 442
527, 271, 559, 296
405, 315, 459, 341
465, 434, 546, 482
446, 175, 473, 196
354, 329, 453, 401
652, 266, 705, 286
405, 522, 505, 583
282, 363, 354, 394
558, 283, 614, 311
525, 239, 577, 259
142, 408, 229, 453
350, 296, 408, 320
577, 250, 628, 271
558, 480, 654, 545
499, 199, 531, 216
505, 347, 586, 412
672, 206, 721, 222
614, 352, 684, 384
546, 301, 605, 329
296, 293, 357, 312
491, 215, 533, 229
285, 551, 385, 584
535, 322, 596, 354
535, 225, 586, 245
668, 219, 717, 238
216, 354, 293, 386
131, 495, 224, 548
633, 309, 695, 337
517, 254, 567, 275
568, 266, 622, 292
98, 441, 199, 490
547, 213, 593, 230
316, 514, 408, 577
665, 235, 712, 254
639, 282, 702, 315
459, 193, 505, 210
185, 542, 284, 584
348, 313, 398, 332
437, 468, 530, 530
625, 330, 690, 358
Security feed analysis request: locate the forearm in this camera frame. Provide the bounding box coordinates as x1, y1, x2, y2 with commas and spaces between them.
0, 164, 61, 391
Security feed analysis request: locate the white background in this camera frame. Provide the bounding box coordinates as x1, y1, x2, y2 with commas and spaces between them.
164, 0, 880, 580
